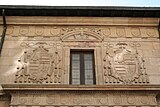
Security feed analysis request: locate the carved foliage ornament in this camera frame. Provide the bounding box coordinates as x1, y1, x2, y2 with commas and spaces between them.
104, 43, 149, 84
15, 42, 62, 84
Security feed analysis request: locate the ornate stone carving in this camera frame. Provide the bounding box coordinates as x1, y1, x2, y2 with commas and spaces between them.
127, 94, 136, 104
104, 42, 149, 84
19, 94, 27, 105
35, 26, 44, 36
50, 27, 61, 36
10, 92, 157, 106
146, 28, 156, 37
6, 26, 14, 35
131, 27, 141, 37
19, 26, 29, 36
97, 93, 108, 105
15, 42, 63, 84
116, 27, 126, 37
61, 27, 103, 41
113, 94, 122, 105
32, 95, 41, 104
46, 95, 55, 104
73, 93, 81, 105
140, 95, 149, 105
102, 27, 111, 37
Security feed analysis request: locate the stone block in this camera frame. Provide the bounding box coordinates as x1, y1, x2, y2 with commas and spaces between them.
149, 58, 160, 66
142, 50, 153, 58
152, 42, 160, 50
152, 50, 160, 57
148, 75, 160, 84
0, 101, 10, 107
3, 40, 23, 49
146, 65, 160, 74
0, 57, 18, 66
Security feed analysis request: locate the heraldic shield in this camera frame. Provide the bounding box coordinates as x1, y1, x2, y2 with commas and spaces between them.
104, 43, 148, 84
28, 45, 51, 83
15, 42, 62, 84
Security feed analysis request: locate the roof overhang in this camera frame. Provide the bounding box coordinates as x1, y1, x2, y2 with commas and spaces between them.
0, 5, 160, 17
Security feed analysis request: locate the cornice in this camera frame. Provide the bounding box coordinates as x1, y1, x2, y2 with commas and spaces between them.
0, 16, 159, 26
2, 84, 160, 91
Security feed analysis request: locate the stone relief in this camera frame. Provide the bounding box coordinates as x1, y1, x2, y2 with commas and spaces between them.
61, 27, 103, 41
35, 26, 44, 36
63, 41, 100, 47
19, 26, 29, 36
15, 42, 63, 84
140, 95, 149, 105
4, 25, 158, 38
6, 26, 14, 35
103, 42, 149, 84
131, 27, 141, 37
113, 94, 122, 105
116, 27, 126, 37
127, 94, 136, 104
50, 27, 61, 36
146, 28, 156, 37
102, 27, 111, 37
10, 92, 157, 106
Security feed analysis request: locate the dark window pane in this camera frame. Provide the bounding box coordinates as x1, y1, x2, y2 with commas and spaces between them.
70, 50, 95, 85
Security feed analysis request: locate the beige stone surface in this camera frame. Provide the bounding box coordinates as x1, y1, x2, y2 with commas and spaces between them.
8, 90, 157, 106
0, 26, 159, 85
0, 101, 10, 107
0, 16, 160, 107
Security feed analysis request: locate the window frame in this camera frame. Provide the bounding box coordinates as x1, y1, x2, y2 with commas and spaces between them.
70, 49, 96, 85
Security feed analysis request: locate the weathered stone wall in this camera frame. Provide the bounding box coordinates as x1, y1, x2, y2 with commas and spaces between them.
9, 91, 157, 106
0, 17, 159, 107
0, 17, 159, 85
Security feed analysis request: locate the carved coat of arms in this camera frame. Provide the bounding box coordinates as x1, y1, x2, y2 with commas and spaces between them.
104, 43, 149, 84
15, 42, 62, 84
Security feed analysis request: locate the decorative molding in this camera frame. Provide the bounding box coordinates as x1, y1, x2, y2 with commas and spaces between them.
19, 26, 29, 36
4, 16, 159, 26
113, 94, 122, 105
131, 27, 141, 37
127, 94, 136, 104
8, 91, 157, 106
103, 42, 149, 84
146, 28, 156, 37
4, 25, 159, 38
102, 27, 111, 37
116, 27, 126, 37
50, 27, 61, 36
2, 84, 160, 91
15, 42, 63, 84
6, 26, 14, 35
35, 26, 44, 36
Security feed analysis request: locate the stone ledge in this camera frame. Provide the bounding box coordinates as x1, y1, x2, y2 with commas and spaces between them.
0, 17, 159, 26
2, 84, 160, 91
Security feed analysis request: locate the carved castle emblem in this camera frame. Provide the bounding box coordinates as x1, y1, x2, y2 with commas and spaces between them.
104, 43, 149, 84
15, 42, 62, 83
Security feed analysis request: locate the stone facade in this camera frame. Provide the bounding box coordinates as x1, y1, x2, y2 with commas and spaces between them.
0, 16, 160, 107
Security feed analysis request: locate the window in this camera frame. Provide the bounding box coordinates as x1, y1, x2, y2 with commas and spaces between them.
70, 50, 96, 85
